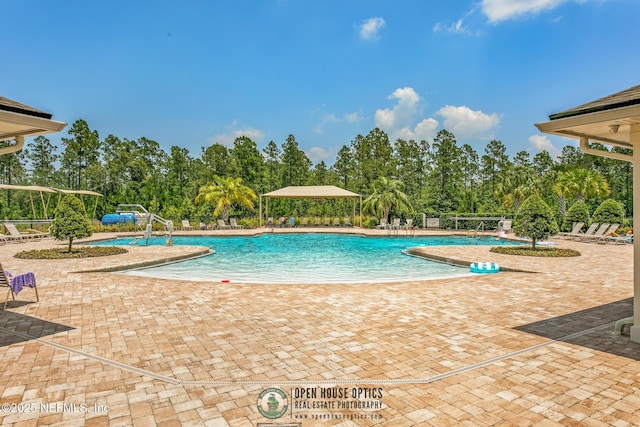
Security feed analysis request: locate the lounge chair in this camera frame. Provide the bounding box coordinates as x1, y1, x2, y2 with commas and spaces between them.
3, 223, 39, 241
567, 222, 599, 240
376, 218, 388, 229
323, 217, 331, 226
288, 217, 295, 227
181, 220, 194, 231
498, 219, 513, 234
301, 218, 309, 226
589, 223, 620, 243
578, 223, 610, 241
333, 217, 341, 227
229, 218, 243, 229
217, 219, 231, 229
266, 217, 274, 227
391, 218, 401, 230
343, 217, 352, 227
1, 265, 39, 310
314, 217, 322, 226
558, 222, 585, 239
605, 233, 634, 244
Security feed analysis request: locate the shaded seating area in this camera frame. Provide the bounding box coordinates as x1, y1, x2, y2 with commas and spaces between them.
259, 185, 362, 227
1, 265, 38, 310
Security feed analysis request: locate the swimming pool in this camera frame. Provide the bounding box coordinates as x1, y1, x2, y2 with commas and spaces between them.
94, 234, 514, 284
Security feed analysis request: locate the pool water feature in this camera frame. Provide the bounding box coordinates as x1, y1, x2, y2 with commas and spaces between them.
94, 234, 514, 284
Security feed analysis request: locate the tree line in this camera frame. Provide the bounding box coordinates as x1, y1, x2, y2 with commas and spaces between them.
0, 118, 633, 228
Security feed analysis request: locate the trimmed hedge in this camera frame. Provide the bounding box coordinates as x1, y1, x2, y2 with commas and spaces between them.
562, 200, 590, 232
592, 198, 625, 225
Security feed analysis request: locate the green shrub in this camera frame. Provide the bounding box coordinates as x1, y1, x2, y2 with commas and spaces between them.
562, 200, 590, 232
514, 195, 559, 249
238, 217, 259, 228
50, 195, 93, 252
592, 198, 625, 225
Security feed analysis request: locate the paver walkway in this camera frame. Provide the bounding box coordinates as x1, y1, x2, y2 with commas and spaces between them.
0, 230, 638, 426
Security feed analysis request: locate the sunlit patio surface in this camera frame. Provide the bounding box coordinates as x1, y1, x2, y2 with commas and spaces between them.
1, 228, 639, 426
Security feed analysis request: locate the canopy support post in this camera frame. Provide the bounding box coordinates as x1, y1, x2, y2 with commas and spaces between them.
630, 125, 640, 343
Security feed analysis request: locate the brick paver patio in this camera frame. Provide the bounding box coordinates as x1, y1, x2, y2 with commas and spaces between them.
1, 229, 638, 426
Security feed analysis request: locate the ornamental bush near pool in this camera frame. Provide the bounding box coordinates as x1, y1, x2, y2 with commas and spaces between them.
592, 198, 625, 225
562, 200, 590, 232
514, 195, 559, 249
50, 194, 93, 252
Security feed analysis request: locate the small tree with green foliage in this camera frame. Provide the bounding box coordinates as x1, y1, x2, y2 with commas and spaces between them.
562, 200, 590, 232
592, 198, 625, 225
50, 195, 93, 252
514, 194, 559, 249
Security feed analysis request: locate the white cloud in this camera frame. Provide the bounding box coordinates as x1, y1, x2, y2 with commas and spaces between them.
359, 17, 386, 40
314, 111, 362, 134
394, 118, 440, 142
313, 114, 339, 134
528, 134, 561, 158
374, 88, 439, 141
436, 105, 500, 139
344, 112, 362, 123
433, 18, 472, 35
210, 126, 265, 147
307, 146, 334, 163
482, 0, 578, 22
374, 87, 421, 129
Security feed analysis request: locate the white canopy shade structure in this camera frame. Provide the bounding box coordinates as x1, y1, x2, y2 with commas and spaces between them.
0, 184, 103, 219
259, 185, 362, 227
0, 96, 67, 156
535, 84, 640, 342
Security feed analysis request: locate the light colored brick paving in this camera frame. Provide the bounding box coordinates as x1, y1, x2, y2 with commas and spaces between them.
0, 230, 639, 426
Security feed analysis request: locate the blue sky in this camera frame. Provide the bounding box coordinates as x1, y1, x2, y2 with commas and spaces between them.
4, 0, 640, 164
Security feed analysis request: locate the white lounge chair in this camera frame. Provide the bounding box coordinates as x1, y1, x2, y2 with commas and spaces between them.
376, 218, 388, 229
229, 218, 243, 229
567, 222, 599, 241
558, 222, 585, 239
343, 217, 352, 227
588, 223, 620, 242
217, 219, 231, 229
180, 220, 194, 231
3, 223, 35, 242
578, 223, 610, 241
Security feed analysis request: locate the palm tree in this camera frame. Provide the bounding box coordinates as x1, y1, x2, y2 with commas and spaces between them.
553, 169, 610, 215
363, 176, 413, 221
494, 169, 539, 212
195, 176, 257, 222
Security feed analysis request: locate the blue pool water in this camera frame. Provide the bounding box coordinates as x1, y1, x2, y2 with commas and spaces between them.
93, 234, 514, 284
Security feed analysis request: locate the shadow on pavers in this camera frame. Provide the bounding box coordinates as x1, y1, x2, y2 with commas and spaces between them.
515, 298, 640, 361
0, 310, 74, 347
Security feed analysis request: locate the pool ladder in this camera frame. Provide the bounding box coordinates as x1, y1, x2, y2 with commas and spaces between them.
469, 221, 485, 238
